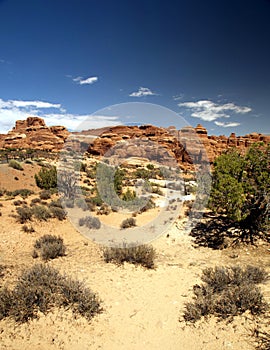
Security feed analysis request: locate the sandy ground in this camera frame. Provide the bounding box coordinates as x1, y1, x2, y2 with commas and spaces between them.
0, 163, 269, 349
0, 202, 269, 350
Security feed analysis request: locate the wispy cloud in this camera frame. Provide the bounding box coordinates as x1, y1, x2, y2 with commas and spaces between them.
0, 98, 120, 133
214, 121, 241, 128
173, 93, 184, 101
178, 100, 251, 122
73, 76, 98, 85
129, 87, 157, 97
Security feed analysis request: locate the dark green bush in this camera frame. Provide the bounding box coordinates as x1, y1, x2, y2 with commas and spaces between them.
103, 243, 156, 269
35, 166, 57, 190
34, 234, 66, 260
183, 265, 269, 323
13, 200, 26, 206
8, 160, 23, 171
0, 264, 102, 323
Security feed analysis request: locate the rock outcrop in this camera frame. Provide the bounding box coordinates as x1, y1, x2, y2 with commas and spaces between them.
0, 118, 269, 166
86, 124, 270, 165
0, 116, 69, 151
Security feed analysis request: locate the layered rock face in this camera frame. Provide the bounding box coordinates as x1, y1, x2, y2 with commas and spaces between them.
0, 117, 69, 151
0, 118, 269, 164
87, 124, 270, 165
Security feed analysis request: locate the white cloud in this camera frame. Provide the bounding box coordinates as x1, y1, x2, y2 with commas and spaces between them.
214, 121, 241, 128
178, 100, 251, 122
12, 100, 61, 109
173, 93, 184, 101
129, 87, 157, 97
0, 98, 121, 133
73, 76, 98, 85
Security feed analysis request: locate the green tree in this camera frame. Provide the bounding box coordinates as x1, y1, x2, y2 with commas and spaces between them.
209, 144, 269, 243
35, 166, 57, 190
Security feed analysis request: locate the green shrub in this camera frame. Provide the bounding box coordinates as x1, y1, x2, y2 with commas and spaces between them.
34, 234, 66, 260
183, 265, 269, 323
103, 243, 156, 269
35, 166, 57, 190
120, 217, 136, 229
8, 160, 23, 171
0, 264, 102, 323
30, 197, 41, 206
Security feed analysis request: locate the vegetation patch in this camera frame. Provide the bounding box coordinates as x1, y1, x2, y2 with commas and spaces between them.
33, 234, 66, 260
183, 265, 269, 323
103, 243, 156, 269
8, 160, 24, 171
78, 216, 101, 229
0, 264, 102, 323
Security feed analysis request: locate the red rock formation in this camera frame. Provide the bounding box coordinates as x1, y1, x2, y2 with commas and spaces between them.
0, 116, 69, 151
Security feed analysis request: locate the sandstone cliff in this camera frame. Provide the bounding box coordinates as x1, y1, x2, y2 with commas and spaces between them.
0, 116, 69, 151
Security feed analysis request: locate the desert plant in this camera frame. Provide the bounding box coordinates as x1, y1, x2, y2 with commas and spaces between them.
32, 205, 51, 221
209, 144, 270, 243
13, 200, 26, 206
39, 190, 51, 200
35, 166, 57, 190
16, 206, 33, 223
120, 217, 136, 229
50, 206, 66, 221
103, 243, 156, 269
0, 264, 102, 323
78, 216, 101, 229
12, 189, 34, 199
34, 234, 66, 260
183, 265, 269, 323
8, 160, 23, 171
22, 225, 35, 233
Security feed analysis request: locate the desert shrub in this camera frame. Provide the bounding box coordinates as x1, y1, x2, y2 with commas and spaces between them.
78, 216, 101, 229
34, 234, 66, 260
35, 166, 57, 190
50, 206, 66, 221
8, 160, 23, 171
0, 264, 102, 323
151, 186, 163, 195
75, 198, 88, 211
12, 189, 34, 199
103, 243, 156, 269
122, 188, 136, 202
48, 199, 62, 208
62, 198, 74, 208
138, 198, 156, 213
32, 205, 51, 221
183, 265, 269, 323
13, 200, 26, 206
30, 197, 41, 206
97, 203, 111, 215
22, 225, 35, 233
16, 206, 33, 223
39, 190, 51, 200
120, 217, 136, 229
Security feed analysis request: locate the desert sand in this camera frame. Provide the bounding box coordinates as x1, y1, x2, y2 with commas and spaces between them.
0, 163, 269, 350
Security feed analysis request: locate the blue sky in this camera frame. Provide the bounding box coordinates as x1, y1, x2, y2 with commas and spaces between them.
0, 0, 269, 136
